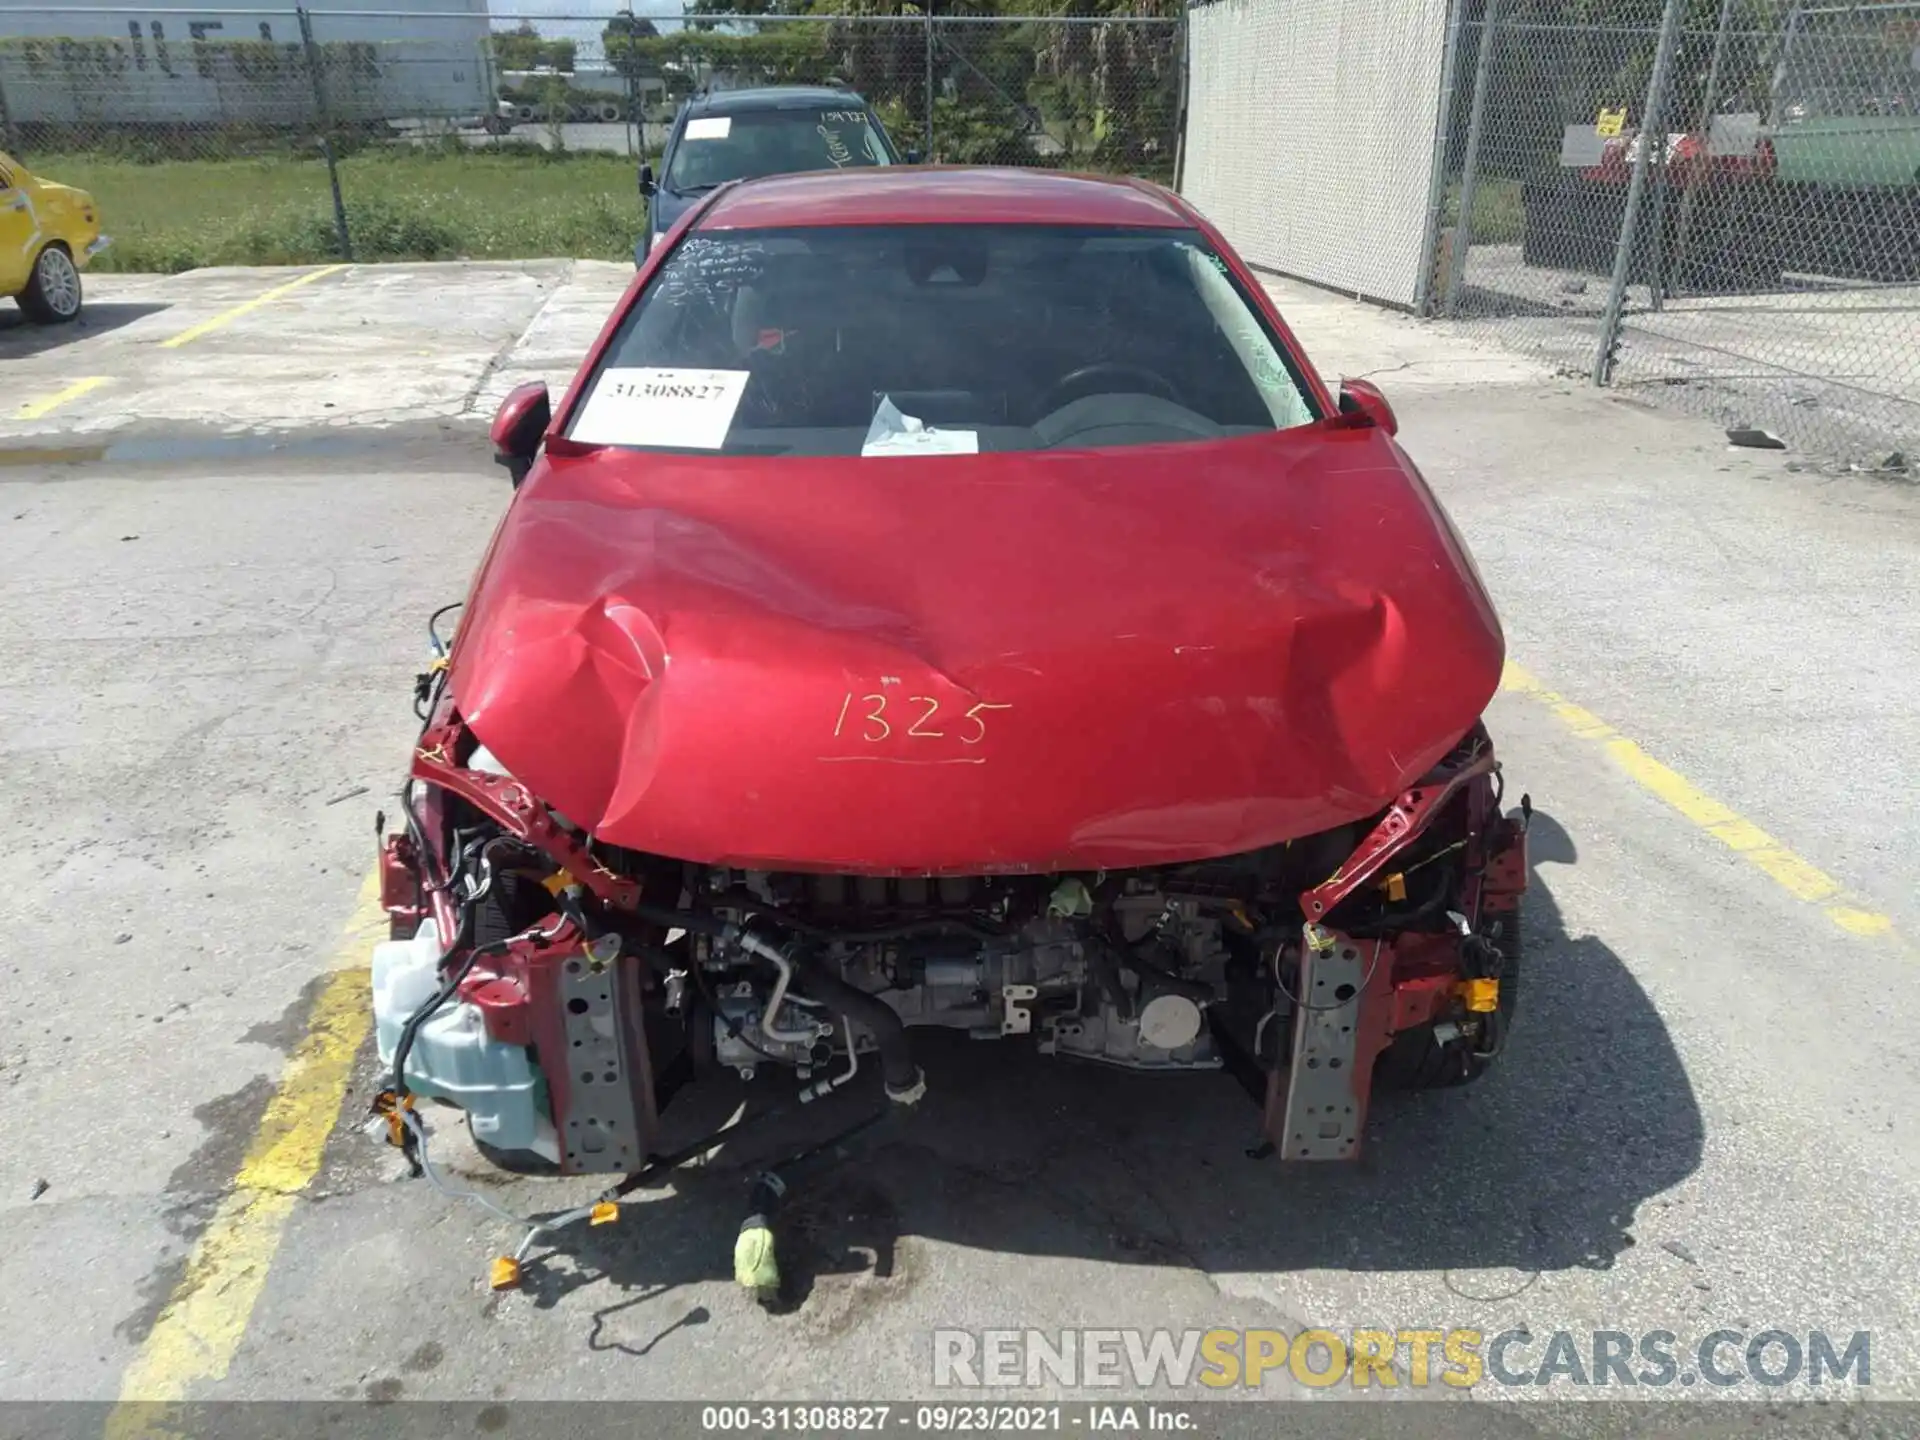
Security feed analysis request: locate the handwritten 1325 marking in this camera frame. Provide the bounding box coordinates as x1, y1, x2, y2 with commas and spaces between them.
832, 692, 1011, 744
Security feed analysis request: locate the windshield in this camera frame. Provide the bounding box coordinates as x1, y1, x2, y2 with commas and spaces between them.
664, 107, 894, 191
568, 225, 1320, 457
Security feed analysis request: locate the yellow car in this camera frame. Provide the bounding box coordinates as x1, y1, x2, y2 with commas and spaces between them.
1, 150, 108, 325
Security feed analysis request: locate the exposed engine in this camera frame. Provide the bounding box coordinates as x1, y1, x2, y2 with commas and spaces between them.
373, 705, 1526, 1203
687, 866, 1272, 1079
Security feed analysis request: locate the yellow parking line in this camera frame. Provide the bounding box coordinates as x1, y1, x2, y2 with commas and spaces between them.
158, 263, 349, 350
1501, 660, 1899, 942
105, 873, 385, 1433
13, 375, 108, 420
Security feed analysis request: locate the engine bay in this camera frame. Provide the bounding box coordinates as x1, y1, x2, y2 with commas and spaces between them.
677, 847, 1337, 1083
373, 705, 1527, 1187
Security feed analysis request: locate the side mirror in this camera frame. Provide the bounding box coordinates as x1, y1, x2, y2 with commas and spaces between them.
1336, 378, 1397, 436
904, 147, 923, 164
490, 381, 550, 488
638, 162, 656, 197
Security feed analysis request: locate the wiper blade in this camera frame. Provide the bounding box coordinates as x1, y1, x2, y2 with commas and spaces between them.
673, 182, 724, 194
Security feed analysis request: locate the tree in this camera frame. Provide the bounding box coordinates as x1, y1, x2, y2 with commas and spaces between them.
490, 21, 575, 75
603, 10, 664, 84
574, 0, 1183, 175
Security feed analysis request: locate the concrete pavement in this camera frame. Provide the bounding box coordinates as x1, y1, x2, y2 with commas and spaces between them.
2, 261, 634, 440
2, 260, 1916, 1419
1453, 241, 1920, 461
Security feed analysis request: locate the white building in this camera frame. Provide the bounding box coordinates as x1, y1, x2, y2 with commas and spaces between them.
0, 0, 496, 126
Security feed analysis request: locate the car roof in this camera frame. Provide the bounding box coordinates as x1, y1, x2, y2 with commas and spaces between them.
697, 166, 1194, 232
687, 85, 866, 115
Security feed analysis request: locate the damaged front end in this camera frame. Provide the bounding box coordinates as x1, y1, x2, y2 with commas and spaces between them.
372, 695, 1526, 1272
369, 417, 1529, 1292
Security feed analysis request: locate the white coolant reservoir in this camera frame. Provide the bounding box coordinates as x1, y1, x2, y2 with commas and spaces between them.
371, 919, 442, 1053
369, 918, 558, 1163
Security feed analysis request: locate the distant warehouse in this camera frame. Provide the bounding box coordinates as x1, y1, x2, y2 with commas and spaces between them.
0, 0, 495, 129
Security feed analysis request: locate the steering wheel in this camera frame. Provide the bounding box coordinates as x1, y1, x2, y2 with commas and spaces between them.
1035, 361, 1183, 415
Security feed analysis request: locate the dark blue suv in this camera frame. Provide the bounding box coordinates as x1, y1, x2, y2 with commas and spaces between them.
636, 85, 911, 264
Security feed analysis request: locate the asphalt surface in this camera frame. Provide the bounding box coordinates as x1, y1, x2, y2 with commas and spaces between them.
1455, 241, 1920, 461
2, 262, 1918, 1422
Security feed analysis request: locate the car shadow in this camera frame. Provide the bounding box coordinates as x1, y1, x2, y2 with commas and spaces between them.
520, 806, 1704, 1317
0, 300, 170, 353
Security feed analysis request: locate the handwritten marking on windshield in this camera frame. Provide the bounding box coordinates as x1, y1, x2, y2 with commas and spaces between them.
818, 124, 853, 168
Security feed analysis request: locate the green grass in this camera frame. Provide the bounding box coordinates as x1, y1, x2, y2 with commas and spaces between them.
34, 144, 646, 272
1443, 178, 1526, 246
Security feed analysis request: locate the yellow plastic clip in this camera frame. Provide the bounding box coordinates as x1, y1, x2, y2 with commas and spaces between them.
370, 1090, 415, 1149
1457, 977, 1500, 1013
488, 1256, 521, 1291
542, 869, 575, 896
589, 1201, 619, 1226
1380, 872, 1407, 902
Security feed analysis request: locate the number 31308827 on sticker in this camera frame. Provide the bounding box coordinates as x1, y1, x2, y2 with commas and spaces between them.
569, 366, 751, 449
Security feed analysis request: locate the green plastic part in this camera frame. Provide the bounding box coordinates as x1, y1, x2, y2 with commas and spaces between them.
735, 1222, 780, 1298
1047, 878, 1093, 919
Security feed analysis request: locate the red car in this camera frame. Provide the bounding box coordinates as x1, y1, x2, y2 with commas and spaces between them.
373, 168, 1526, 1288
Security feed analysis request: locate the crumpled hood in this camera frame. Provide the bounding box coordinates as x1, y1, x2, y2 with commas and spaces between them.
448, 426, 1504, 873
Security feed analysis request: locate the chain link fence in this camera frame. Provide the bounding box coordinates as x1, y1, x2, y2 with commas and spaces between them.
0, 5, 1179, 273
1428, 0, 1920, 464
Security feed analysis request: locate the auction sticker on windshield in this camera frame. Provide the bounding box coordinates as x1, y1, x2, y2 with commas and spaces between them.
572, 367, 750, 449
685, 116, 732, 140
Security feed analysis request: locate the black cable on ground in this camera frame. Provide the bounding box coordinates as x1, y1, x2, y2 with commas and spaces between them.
607, 1095, 808, 1200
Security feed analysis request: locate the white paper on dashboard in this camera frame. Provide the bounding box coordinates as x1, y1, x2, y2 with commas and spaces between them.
571, 367, 750, 449
684, 116, 731, 139
860, 394, 979, 456
861, 427, 979, 456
